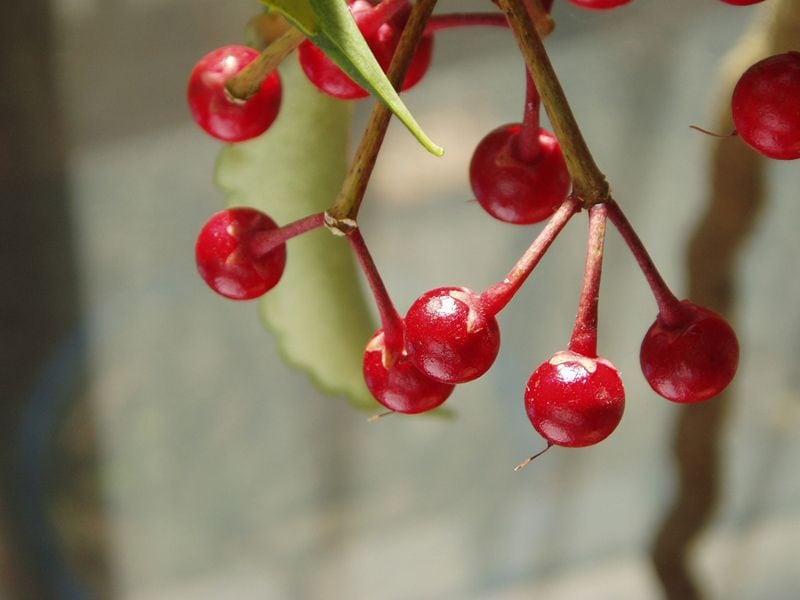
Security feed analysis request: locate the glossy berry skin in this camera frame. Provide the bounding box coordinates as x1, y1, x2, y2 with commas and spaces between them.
405, 287, 500, 384
732, 52, 800, 160
640, 301, 739, 403
363, 328, 455, 414
470, 124, 570, 224
720, 1, 765, 5
525, 351, 625, 448
187, 45, 282, 142
567, 0, 634, 9
298, 1, 433, 100
195, 207, 286, 300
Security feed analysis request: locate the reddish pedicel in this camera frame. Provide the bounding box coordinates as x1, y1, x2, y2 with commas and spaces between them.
567, 0, 634, 10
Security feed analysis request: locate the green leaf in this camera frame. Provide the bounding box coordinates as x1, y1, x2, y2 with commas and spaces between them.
262, 0, 320, 35
215, 60, 378, 411
262, 0, 444, 157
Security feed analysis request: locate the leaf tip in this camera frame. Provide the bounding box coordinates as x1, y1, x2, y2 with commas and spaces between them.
428, 142, 445, 157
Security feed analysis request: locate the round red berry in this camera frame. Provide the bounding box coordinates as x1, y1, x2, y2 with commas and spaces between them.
640, 301, 739, 403
525, 351, 625, 448
298, 1, 433, 100
195, 207, 287, 300
470, 124, 570, 225
187, 45, 282, 142
567, 0, 634, 9
732, 51, 800, 160
405, 287, 500, 384
363, 328, 455, 414
720, 1, 765, 5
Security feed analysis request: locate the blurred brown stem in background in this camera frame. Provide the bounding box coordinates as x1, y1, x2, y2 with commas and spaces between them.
651, 1, 799, 597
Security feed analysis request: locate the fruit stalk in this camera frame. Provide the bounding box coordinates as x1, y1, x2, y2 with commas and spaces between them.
480, 196, 579, 316
425, 10, 554, 35
347, 229, 405, 359
424, 13, 509, 33
359, 0, 412, 37
606, 201, 688, 328
226, 26, 306, 101
248, 211, 325, 257
326, 0, 439, 228
497, 0, 609, 205
516, 69, 543, 162
568, 202, 608, 358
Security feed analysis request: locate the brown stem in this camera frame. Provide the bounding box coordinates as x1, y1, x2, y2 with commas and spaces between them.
650, 0, 800, 595
523, 0, 556, 37
497, 0, 609, 206
226, 26, 306, 101
326, 0, 439, 229
568, 203, 608, 358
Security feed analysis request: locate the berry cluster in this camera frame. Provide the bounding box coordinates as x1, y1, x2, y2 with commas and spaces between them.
185, 0, 787, 465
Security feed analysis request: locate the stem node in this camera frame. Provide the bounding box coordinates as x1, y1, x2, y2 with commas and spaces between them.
324, 212, 358, 237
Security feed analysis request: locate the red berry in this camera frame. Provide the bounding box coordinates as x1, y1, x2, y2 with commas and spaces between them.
298, 1, 433, 100
640, 301, 739, 403
195, 207, 287, 300
187, 45, 282, 142
363, 327, 455, 414
469, 124, 570, 224
567, 0, 634, 9
405, 287, 500, 384
720, 1, 765, 5
525, 351, 625, 448
731, 51, 800, 160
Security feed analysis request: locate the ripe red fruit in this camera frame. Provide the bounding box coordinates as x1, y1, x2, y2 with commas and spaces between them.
405, 287, 500, 384
469, 124, 570, 224
363, 327, 455, 414
731, 51, 800, 160
640, 301, 739, 403
195, 207, 287, 300
187, 45, 282, 142
720, 1, 765, 5
525, 350, 625, 448
298, 1, 433, 100
567, 0, 634, 9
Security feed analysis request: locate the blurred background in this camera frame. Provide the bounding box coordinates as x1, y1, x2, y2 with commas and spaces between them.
2, 0, 799, 598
